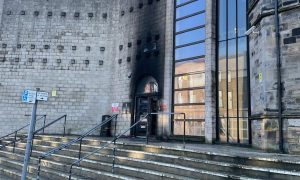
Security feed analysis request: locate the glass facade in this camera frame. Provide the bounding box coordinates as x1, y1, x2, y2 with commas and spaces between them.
217, 0, 249, 144
173, 0, 206, 137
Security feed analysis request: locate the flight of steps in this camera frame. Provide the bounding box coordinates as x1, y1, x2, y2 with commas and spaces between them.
0, 135, 300, 179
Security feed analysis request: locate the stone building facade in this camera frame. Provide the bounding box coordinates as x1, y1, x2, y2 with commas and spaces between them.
0, 0, 299, 154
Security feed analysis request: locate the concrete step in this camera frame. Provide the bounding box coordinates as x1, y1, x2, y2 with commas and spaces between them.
0, 143, 260, 180
0, 149, 192, 180
3, 140, 300, 180
33, 135, 300, 173
15, 138, 300, 179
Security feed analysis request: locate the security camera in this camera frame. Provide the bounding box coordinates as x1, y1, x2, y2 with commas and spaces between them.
245, 26, 259, 36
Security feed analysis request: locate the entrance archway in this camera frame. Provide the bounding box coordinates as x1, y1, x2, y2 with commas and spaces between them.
134, 76, 159, 137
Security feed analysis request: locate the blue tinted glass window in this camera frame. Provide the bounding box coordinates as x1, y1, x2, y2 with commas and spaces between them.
218, 0, 227, 41
237, 0, 247, 37
176, 28, 205, 46
176, 0, 205, 19
176, 13, 205, 32
228, 0, 237, 39
175, 43, 205, 60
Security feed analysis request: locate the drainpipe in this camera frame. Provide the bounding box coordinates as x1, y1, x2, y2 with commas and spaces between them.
274, 0, 284, 153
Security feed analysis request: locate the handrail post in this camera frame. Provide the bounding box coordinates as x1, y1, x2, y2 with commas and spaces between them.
183, 113, 186, 149
43, 115, 46, 134
114, 115, 118, 138
13, 131, 17, 153
78, 139, 82, 160
63, 115, 67, 137
112, 139, 116, 173
68, 164, 74, 180
37, 158, 42, 180
146, 116, 149, 145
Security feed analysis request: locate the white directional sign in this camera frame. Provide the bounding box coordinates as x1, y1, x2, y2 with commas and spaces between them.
37, 92, 49, 101
22, 90, 37, 104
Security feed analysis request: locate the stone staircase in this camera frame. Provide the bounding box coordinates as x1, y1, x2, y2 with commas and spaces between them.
0, 135, 300, 179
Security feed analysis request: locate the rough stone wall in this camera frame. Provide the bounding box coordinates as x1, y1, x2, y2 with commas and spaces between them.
249, 0, 300, 153
0, 0, 167, 137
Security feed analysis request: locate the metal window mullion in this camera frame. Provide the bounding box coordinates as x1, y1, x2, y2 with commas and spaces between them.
226, 0, 229, 143
176, 10, 206, 21
236, 0, 240, 144
175, 40, 205, 49
176, 25, 206, 35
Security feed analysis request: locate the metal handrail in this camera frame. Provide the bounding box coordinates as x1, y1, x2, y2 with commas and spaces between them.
33, 115, 67, 137
36, 114, 118, 179
0, 115, 47, 152
67, 114, 150, 180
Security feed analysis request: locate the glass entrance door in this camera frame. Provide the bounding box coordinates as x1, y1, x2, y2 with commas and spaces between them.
217, 0, 250, 144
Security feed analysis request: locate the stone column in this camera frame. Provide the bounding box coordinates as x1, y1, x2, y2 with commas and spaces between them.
205, 0, 217, 143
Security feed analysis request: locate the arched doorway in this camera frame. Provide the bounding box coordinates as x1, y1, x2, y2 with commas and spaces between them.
134, 76, 159, 137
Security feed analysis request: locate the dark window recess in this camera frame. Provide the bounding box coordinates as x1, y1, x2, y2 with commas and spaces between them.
44, 45, 50, 49
292, 27, 300, 36
84, 60, 89, 65
102, 13, 108, 18
88, 13, 93, 18
148, 0, 153, 5
136, 54, 141, 60
128, 42, 132, 48
34, 11, 39, 16
14, 58, 20, 62
153, 50, 159, 57
61, 12, 66, 17
6, 11, 12, 15
28, 58, 34, 62
72, 46, 77, 50
0, 57, 6, 62
119, 45, 123, 51
99, 60, 104, 65
129, 7, 134, 12
47, 12, 52, 17
139, 3, 144, 9
118, 59, 122, 64
100, 47, 105, 51
42, 58, 47, 63
71, 59, 76, 64
20, 11, 26, 15
284, 37, 296, 44
147, 36, 152, 43
137, 40, 142, 45
31, 45, 35, 49
127, 57, 131, 62
58, 45, 64, 50
121, 11, 125, 16
155, 34, 160, 41
86, 46, 91, 51
57, 59, 61, 63
74, 12, 80, 17
2, 44, 7, 48
17, 44, 22, 49
145, 51, 151, 58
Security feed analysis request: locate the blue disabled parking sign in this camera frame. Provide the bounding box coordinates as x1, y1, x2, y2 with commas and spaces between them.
22, 90, 37, 104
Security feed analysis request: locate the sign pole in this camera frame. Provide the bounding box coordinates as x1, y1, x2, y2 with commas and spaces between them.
21, 89, 39, 180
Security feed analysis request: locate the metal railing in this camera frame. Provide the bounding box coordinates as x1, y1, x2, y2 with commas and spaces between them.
36, 114, 118, 180
0, 115, 47, 152
67, 114, 150, 180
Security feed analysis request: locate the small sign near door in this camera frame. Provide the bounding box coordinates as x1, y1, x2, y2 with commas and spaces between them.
112, 103, 119, 113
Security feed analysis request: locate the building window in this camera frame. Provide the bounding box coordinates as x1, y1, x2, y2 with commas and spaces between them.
173, 0, 206, 137
217, 0, 249, 144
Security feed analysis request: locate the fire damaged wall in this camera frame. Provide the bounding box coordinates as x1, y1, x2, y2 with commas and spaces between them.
0, 0, 168, 136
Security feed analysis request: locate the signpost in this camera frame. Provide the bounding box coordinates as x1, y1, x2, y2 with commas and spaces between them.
21, 89, 48, 180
